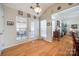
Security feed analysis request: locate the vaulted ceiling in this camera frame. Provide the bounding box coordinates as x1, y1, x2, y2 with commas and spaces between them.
3, 3, 54, 17
51, 5, 79, 19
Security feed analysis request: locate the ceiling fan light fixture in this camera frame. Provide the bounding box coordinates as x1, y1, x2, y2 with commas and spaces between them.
30, 3, 42, 14
34, 6, 42, 14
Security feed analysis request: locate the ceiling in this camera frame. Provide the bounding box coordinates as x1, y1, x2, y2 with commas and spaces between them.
3, 3, 54, 17
51, 5, 79, 20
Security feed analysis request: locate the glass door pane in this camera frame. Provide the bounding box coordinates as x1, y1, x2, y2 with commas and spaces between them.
31, 21, 35, 38
16, 16, 27, 40
40, 20, 47, 38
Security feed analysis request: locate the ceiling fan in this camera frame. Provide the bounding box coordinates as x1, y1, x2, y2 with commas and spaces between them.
30, 3, 42, 14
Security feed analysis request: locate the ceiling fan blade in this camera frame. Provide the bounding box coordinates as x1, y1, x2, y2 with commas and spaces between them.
30, 6, 34, 9
36, 3, 39, 7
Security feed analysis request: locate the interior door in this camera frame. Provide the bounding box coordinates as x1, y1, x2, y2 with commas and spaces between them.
31, 21, 35, 39
40, 20, 47, 39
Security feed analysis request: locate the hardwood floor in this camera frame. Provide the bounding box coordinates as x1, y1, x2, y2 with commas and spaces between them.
1, 35, 73, 56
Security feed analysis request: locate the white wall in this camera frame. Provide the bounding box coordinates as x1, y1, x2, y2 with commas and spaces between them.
65, 17, 79, 34
0, 4, 5, 51
3, 5, 17, 49
45, 17, 52, 42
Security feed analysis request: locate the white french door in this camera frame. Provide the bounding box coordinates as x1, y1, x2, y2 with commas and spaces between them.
31, 21, 35, 39
40, 20, 47, 39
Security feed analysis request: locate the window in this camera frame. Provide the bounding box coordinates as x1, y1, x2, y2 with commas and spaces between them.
16, 16, 27, 40
40, 20, 47, 38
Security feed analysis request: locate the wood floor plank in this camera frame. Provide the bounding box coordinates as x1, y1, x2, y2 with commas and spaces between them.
1, 35, 73, 56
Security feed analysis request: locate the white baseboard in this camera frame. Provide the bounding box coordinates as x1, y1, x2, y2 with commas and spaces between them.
2, 38, 38, 50
44, 38, 52, 42
2, 38, 52, 51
